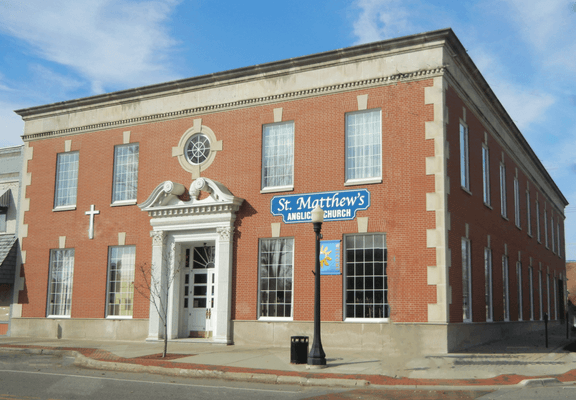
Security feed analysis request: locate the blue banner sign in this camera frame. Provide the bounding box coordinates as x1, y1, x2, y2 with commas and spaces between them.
271, 189, 370, 224
320, 240, 341, 275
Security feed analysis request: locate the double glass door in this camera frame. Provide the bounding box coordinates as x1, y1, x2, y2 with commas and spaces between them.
182, 245, 215, 338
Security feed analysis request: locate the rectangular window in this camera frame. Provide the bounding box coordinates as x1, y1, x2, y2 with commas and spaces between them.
112, 143, 139, 203
554, 276, 558, 320
462, 238, 472, 322
344, 233, 388, 319
544, 209, 548, 248
503, 255, 510, 321
262, 122, 294, 190
258, 238, 294, 318
500, 163, 507, 218
536, 201, 541, 242
345, 109, 382, 182
551, 216, 555, 253
460, 124, 469, 190
54, 152, 79, 208
539, 269, 543, 320
529, 266, 534, 320
516, 262, 523, 321
557, 222, 561, 256
47, 248, 75, 317
106, 246, 136, 317
0, 209, 6, 232
547, 273, 551, 317
482, 145, 490, 204
514, 178, 521, 227
526, 191, 532, 235
484, 248, 493, 322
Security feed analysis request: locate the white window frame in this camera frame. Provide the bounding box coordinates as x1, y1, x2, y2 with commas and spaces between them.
106, 245, 136, 318
503, 255, 510, 321
500, 163, 507, 218
47, 248, 75, 317
514, 178, 521, 228
460, 123, 470, 191
258, 238, 294, 320
516, 261, 523, 321
554, 275, 558, 320
529, 265, 534, 321
539, 269, 543, 320
345, 109, 382, 184
344, 233, 388, 321
551, 215, 555, 253
54, 151, 79, 209
557, 221, 561, 256
482, 145, 490, 205
526, 190, 532, 236
484, 248, 493, 322
261, 121, 294, 192
536, 201, 541, 242
462, 238, 472, 322
547, 273, 551, 317
112, 143, 139, 204
544, 209, 548, 248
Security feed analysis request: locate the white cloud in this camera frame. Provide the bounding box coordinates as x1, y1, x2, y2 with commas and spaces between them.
352, 0, 415, 44
0, 0, 181, 95
29, 64, 84, 94
503, 0, 576, 73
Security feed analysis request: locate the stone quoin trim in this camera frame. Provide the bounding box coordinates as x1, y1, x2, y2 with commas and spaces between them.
12, 143, 33, 316
425, 76, 450, 323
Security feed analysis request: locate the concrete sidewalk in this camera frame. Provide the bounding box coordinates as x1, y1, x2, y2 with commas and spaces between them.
1, 323, 575, 387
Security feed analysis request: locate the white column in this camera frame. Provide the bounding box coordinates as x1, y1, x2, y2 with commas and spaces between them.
167, 240, 181, 339
147, 230, 165, 340
214, 226, 234, 343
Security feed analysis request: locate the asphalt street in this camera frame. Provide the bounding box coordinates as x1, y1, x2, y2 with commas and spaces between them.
2, 351, 576, 399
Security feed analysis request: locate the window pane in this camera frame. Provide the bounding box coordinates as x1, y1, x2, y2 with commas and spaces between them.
259, 238, 294, 318
112, 144, 139, 202
345, 110, 382, 181
54, 152, 79, 207
462, 239, 472, 322
262, 122, 294, 188
106, 246, 136, 317
344, 234, 388, 319
47, 249, 75, 316
460, 124, 469, 189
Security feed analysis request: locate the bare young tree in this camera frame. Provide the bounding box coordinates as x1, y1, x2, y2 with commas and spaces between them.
135, 240, 179, 358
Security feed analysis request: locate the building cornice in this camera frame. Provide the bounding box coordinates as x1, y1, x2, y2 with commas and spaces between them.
20, 66, 446, 142
15, 28, 453, 121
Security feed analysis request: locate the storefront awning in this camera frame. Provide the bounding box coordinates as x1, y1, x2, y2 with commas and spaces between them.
0, 189, 10, 208
0, 235, 17, 285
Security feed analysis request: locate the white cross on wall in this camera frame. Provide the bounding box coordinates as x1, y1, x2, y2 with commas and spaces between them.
85, 204, 100, 239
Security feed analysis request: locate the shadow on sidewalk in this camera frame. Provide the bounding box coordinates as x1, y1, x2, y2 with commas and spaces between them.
453, 323, 573, 355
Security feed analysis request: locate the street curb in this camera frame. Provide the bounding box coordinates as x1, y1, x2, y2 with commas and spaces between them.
72, 352, 370, 387
518, 378, 562, 387
2, 346, 574, 389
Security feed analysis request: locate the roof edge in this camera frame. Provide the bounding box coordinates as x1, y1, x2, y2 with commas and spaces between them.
14, 28, 454, 118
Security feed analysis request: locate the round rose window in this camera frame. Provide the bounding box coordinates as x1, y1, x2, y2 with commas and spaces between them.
185, 133, 211, 165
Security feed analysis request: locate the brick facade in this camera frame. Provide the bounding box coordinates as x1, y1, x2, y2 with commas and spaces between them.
11, 29, 568, 351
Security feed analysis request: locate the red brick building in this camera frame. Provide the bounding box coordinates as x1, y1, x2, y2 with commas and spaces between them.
11, 29, 568, 352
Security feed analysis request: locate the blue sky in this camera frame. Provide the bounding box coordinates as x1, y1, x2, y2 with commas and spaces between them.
0, 0, 575, 259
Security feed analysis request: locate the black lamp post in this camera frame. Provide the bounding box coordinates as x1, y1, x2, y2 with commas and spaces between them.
308, 205, 326, 367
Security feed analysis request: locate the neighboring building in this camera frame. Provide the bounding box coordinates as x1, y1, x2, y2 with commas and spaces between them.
0, 144, 23, 335
11, 29, 568, 353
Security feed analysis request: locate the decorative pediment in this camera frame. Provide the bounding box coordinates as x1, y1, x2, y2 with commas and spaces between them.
138, 178, 243, 218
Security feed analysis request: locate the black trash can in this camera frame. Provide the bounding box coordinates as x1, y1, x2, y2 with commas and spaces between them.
290, 336, 309, 364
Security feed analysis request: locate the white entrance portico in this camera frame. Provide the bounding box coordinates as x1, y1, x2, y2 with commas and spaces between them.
139, 178, 243, 343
